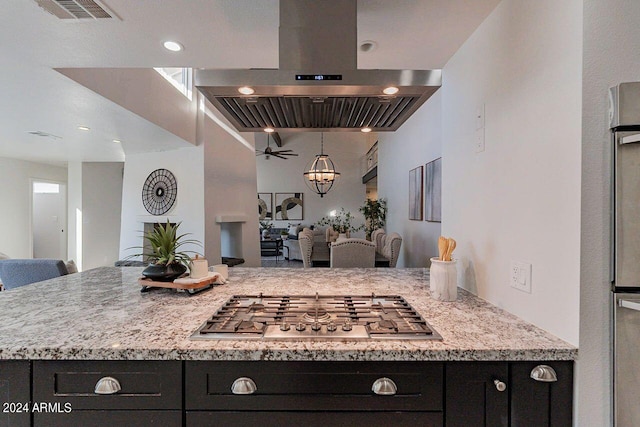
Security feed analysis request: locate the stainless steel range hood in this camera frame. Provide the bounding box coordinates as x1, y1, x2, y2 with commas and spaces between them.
195, 0, 441, 132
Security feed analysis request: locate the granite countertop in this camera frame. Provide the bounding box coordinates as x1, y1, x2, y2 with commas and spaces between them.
0, 267, 576, 361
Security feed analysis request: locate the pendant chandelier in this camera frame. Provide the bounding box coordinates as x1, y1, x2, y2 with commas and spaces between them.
303, 133, 340, 198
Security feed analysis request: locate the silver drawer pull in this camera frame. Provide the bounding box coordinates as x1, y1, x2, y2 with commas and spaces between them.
493, 379, 507, 392
372, 377, 397, 396
231, 377, 257, 395
94, 376, 121, 395
530, 365, 558, 382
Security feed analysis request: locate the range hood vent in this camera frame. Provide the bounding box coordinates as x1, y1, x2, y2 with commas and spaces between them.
195, 0, 441, 132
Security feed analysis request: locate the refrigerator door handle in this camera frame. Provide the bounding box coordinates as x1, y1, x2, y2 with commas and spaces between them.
619, 299, 640, 311
620, 134, 640, 145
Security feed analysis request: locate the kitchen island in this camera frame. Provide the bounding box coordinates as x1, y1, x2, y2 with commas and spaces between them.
0, 267, 576, 426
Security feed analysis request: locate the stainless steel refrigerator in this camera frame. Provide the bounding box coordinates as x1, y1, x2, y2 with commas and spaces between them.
610, 81, 640, 426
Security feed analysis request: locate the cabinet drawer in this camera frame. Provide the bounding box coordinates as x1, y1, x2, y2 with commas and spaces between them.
34, 410, 182, 427
187, 411, 442, 427
33, 360, 182, 410
186, 361, 443, 412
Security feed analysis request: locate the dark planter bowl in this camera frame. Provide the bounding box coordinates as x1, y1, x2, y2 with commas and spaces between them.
142, 263, 187, 282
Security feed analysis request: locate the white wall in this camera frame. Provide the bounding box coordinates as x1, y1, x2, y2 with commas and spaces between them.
202, 104, 261, 267
0, 157, 67, 258
67, 162, 82, 268
579, 0, 640, 425
82, 162, 123, 269
440, 0, 582, 345
119, 148, 205, 262
256, 132, 369, 235
378, 91, 443, 267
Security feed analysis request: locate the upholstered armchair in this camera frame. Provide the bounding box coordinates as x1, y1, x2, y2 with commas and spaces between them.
371, 228, 386, 254
381, 232, 402, 268
0, 259, 68, 290
330, 238, 375, 268
298, 228, 315, 268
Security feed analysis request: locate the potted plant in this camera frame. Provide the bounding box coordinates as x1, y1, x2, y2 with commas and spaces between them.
131, 220, 201, 282
317, 208, 363, 238
280, 230, 289, 240
359, 198, 387, 240
259, 219, 273, 239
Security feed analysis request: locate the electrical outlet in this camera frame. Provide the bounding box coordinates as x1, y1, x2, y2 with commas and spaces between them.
510, 261, 532, 293
475, 129, 485, 153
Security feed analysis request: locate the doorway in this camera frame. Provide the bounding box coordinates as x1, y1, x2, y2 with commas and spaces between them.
32, 180, 67, 259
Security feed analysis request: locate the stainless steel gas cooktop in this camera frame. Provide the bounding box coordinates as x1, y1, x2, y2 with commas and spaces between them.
191, 293, 442, 340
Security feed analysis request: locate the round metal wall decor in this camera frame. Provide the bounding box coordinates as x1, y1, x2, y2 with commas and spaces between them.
142, 169, 177, 215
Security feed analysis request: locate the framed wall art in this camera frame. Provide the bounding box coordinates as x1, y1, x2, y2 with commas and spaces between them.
258, 193, 272, 220
409, 166, 424, 221
275, 192, 304, 220
425, 157, 442, 222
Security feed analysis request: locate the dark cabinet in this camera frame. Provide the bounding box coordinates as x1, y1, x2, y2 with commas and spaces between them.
3, 359, 572, 426
0, 361, 30, 427
446, 362, 509, 427
445, 361, 573, 427
510, 361, 573, 427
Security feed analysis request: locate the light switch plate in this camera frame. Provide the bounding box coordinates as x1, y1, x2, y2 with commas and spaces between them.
510, 260, 532, 293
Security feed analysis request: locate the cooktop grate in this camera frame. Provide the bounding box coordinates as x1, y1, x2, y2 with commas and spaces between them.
191, 293, 442, 341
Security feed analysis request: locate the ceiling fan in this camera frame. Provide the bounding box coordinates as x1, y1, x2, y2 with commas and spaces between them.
256, 134, 298, 160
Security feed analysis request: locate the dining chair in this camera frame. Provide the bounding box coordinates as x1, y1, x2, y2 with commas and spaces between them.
0, 259, 68, 290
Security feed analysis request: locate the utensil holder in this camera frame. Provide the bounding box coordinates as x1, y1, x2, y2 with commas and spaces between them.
429, 257, 457, 301
190, 258, 209, 279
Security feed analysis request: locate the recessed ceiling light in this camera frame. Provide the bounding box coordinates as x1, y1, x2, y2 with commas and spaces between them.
383, 86, 399, 95
77, 126, 90, 131
359, 40, 378, 53
163, 41, 183, 52
238, 86, 255, 95
113, 139, 122, 143
361, 127, 372, 133
264, 127, 275, 133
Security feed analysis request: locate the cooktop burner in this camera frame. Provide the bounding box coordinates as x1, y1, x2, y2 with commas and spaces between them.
191, 293, 442, 340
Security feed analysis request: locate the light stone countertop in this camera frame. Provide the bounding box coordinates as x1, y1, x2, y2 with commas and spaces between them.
0, 267, 577, 361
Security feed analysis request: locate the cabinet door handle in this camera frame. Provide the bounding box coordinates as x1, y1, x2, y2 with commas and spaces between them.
372, 377, 397, 395
94, 376, 121, 395
493, 379, 507, 392
530, 365, 558, 382
231, 377, 257, 395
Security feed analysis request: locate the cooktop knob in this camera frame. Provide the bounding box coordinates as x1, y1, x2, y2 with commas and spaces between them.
280, 321, 290, 331
326, 322, 337, 332
311, 322, 321, 331
296, 322, 306, 332
342, 320, 352, 332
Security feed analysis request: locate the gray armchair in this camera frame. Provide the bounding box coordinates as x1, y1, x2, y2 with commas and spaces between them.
330, 238, 375, 268
381, 232, 402, 268
0, 259, 68, 290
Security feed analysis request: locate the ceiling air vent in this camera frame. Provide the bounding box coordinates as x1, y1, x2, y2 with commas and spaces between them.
35, 0, 117, 20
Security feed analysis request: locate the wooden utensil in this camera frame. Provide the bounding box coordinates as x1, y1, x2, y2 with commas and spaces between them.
438, 236, 447, 261
444, 238, 457, 261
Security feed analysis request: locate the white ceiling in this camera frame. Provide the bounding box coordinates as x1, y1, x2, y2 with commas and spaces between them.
0, 0, 500, 165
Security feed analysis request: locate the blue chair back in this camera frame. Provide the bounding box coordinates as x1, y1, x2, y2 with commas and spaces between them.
0, 259, 68, 290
